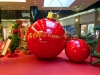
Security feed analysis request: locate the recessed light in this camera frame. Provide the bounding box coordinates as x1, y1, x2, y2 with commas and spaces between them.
75, 19, 78, 22
9, 7, 11, 8
82, 3, 84, 4
98, 8, 100, 11
23, 7, 25, 8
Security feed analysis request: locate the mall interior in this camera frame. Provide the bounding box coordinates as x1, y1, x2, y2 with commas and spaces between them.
0, 0, 100, 75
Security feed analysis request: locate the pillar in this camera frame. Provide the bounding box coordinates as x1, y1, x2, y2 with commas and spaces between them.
74, 16, 80, 37
95, 9, 100, 25
0, 7, 1, 23
30, 6, 38, 24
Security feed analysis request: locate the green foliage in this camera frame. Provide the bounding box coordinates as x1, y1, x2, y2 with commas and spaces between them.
88, 25, 100, 60
94, 50, 100, 57
9, 21, 20, 53
8, 35, 12, 39
12, 21, 19, 29
94, 25, 100, 30
87, 39, 98, 45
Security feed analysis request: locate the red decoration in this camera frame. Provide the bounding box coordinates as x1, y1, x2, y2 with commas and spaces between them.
65, 39, 90, 62
13, 29, 18, 34
26, 18, 66, 59
16, 20, 23, 37
97, 31, 100, 53
7, 53, 19, 58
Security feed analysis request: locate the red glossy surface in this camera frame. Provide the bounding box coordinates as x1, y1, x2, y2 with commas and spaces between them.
97, 31, 100, 52
26, 18, 66, 59
65, 39, 90, 62
13, 29, 18, 34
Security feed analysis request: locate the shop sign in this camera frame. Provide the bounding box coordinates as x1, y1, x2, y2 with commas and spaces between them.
22, 13, 30, 17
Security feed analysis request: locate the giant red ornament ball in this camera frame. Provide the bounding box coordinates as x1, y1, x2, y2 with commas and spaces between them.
26, 18, 66, 59
65, 39, 90, 62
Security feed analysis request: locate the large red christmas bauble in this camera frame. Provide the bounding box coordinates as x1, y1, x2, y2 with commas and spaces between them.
26, 18, 66, 59
65, 39, 90, 62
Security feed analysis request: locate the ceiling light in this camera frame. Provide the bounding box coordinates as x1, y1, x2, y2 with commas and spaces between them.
98, 8, 100, 11
82, 3, 84, 4
72, 5, 85, 12
44, 0, 75, 7
0, 0, 26, 2
75, 19, 78, 22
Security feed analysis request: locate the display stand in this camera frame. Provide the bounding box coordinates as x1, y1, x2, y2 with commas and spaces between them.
1, 39, 11, 55
0, 39, 11, 64
87, 25, 100, 65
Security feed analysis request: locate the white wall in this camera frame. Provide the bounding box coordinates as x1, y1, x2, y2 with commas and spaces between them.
80, 12, 95, 24
2, 21, 9, 28
59, 12, 96, 26
60, 18, 75, 26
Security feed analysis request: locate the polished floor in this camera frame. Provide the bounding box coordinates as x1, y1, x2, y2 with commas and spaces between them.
0, 50, 100, 75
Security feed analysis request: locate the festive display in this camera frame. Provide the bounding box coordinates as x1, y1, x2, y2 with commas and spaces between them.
26, 18, 66, 59
65, 39, 90, 62
87, 25, 100, 65
8, 22, 20, 58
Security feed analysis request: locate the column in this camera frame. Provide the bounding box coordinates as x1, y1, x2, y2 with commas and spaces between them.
74, 16, 80, 37
30, 6, 38, 24
0, 7, 1, 23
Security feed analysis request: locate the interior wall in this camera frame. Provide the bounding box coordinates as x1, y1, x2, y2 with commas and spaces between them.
95, 10, 100, 25
74, 16, 80, 36
80, 12, 95, 24
60, 18, 75, 26
60, 12, 96, 37
97, 9, 100, 21
2, 21, 9, 28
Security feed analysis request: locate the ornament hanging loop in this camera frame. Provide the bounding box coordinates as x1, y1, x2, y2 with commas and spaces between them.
49, 0, 62, 14
47, 0, 62, 19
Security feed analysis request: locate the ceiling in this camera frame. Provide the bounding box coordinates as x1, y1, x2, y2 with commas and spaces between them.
0, 0, 99, 10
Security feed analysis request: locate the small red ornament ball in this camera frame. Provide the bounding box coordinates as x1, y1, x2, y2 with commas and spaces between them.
26, 18, 66, 59
65, 39, 90, 62
13, 29, 18, 34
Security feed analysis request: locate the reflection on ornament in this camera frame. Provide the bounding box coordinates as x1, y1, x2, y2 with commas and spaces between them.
27, 32, 64, 40
65, 39, 90, 62
26, 18, 66, 59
